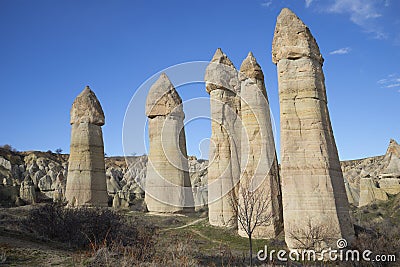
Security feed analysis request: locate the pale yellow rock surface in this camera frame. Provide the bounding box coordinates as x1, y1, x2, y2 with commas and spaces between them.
205, 48, 241, 227
359, 178, 388, 206
272, 8, 354, 248
378, 178, 400, 195
341, 139, 400, 206
65, 86, 108, 207
380, 139, 400, 178
344, 177, 359, 205
145, 73, 183, 118
386, 139, 400, 157
52, 172, 66, 203
70, 86, 105, 126
20, 176, 36, 204
238, 52, 283, 238
145, 73, 194, 213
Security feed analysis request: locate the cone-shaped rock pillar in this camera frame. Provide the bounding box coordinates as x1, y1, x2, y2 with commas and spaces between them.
65, 86, 108, 207
272, 8, 354, 249
205, 48, 241, 227
381, 139, 400, 178
145, 73, 194, 213
238, 52, 283, 238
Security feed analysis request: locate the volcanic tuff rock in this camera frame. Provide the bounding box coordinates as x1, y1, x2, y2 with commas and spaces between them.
70, 86, 105, 126
238, 52, 283, 238
65, 86, 108, 207
381, 139, 400, 178
52, 172, 66, 203
359, 178, 388, 207
1, 140, 398, 210
145, 74, 183, 118
205, 48, 241, 227
344, 139, 400, 206
189, 156, 208, 210
19, 175, 36, 204
272, 8, 354, 249
0, 146, 208, 208
145, 73, 194, 212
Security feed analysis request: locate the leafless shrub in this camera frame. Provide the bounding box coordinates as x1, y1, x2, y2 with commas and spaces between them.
287, 218, 340, 251
350, 221, 400, 267
85, 235, 199, 266
20, 203, 156, 251
219, 243, 233, 265
168, 239, 199, 266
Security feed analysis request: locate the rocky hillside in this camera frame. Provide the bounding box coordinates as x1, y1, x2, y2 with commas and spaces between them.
341, 139, 400, 207
0, 147, 208, 209
1, 139, 399, 209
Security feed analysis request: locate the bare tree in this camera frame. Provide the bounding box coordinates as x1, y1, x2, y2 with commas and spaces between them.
229, 178, 273, 266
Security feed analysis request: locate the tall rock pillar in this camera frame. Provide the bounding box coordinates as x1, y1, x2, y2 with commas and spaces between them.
145, 73, 194, 213
272, 8, 354, 248
205, 48, 241, 227
238, 52, 283, 238
65, 86, 108, 207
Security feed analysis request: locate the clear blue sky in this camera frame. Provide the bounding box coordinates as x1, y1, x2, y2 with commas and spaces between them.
0, 0, 399, 160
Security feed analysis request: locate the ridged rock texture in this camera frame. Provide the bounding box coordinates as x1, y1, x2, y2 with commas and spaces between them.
145, 73, 194, 213
381, 139, 400, 178
272, 8, 354, 248
20, 175, 36, 204
359, 178, 388, 207
205, 48, 241, 227
356, 139, 400, 206
238, 52, 283, 238
65, 86, 108, 207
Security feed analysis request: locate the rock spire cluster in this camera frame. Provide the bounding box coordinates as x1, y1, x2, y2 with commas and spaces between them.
34, 7, 363, 252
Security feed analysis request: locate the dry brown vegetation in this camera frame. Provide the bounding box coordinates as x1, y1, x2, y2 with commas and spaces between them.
0, 197, 400, 266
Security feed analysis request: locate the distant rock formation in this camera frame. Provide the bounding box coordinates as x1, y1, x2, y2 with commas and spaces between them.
65, 86, 108, 207
52, 172, 66, 203
0, 145, 208, 208
189, 156, 208, 211
19, 175, 36, 204
205, 48, 241, 227
348, 139, 400, 206
2, 138, 399, 210
359, 178, 388, 207
272, 8, 354, 248
238, 52, 283, 238
381, 139, 400, 178
145, 73, 194, 212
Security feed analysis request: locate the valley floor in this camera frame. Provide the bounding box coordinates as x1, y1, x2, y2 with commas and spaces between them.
0, 205, 285, 266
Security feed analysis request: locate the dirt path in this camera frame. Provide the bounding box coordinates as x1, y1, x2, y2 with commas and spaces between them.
160, 217, 206, 232
159, 217, 223, 244
189, 229, 222, 244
